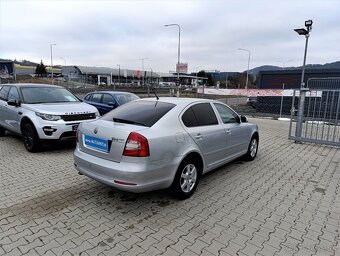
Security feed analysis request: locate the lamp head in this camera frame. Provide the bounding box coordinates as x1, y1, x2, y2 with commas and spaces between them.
294, 28, 308, 35
305, 20, 313, 27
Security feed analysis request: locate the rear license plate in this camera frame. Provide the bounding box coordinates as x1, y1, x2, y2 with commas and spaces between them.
84, 135, 109, 152
72, 124, 79, 131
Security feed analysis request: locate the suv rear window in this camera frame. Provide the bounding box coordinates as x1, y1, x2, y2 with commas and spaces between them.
102, 100, 175, 127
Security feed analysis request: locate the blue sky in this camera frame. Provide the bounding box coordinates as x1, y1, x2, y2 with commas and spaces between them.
1, 0, 339, 72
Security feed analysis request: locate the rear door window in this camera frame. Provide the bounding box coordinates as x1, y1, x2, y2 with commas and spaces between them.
0, 86, 10, 101
102, 94, 115, 105
102, 101, 175, 127
182, 107, 198, 127
91, 93, 102, 103
182, 103, 218, 127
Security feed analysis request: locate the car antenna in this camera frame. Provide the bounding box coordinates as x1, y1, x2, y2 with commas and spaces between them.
152, 88, 159, 100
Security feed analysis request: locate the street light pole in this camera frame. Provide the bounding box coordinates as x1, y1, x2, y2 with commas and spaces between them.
148, 68, 153, 97
165, 23, 181, 97
60, 57, 66, 66
50, 43, 56, 82
276, 59, 294, 70
276, 60, 294, 119
238, 48, 250, 89
117, 64, 120, 88
294, 20, 313, 142
139, 58, 148, 87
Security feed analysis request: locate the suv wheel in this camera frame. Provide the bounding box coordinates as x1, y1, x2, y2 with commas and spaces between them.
171, 157, 201, 199
0, 126, 5, 136
22, 123, 40, 152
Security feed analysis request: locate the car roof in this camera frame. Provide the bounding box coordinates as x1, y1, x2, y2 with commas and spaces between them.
2, 83, 63, 89
139, 97, 215, 107
87, 91, 136, 95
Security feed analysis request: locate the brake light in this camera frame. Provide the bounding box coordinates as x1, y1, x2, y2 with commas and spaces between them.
123, 132, 149, 157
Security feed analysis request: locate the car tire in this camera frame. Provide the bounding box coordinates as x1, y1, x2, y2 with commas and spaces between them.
245, 135, 258, 161
170, 157, 201, 200
22, 122, 40, 152
0, 126, 5, 136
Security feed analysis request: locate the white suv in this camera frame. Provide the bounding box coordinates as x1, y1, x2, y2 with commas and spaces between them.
0, 83, 99, 152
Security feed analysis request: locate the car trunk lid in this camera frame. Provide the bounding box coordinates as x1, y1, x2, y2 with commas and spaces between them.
78, 119, 148, 162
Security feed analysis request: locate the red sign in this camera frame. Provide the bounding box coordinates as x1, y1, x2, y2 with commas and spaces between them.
176, 63, 188, 73
136, 70, 141, 79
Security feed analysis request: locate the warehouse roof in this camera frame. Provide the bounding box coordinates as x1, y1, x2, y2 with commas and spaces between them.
75, 66, 162, 77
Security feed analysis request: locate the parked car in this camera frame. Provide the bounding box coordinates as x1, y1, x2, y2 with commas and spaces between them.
246, 96, 258, 108
82, 91, 140, 115
0, 83, 100, 152
74, 98, 259, 199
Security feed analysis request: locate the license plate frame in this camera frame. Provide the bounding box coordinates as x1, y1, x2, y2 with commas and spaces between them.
84, 135, 109, 152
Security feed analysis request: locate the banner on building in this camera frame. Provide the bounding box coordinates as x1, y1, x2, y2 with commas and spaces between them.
176, 63, 188, 73
196, 88, 322, 97
124, 69, 127, 78
136, 70, 141, 79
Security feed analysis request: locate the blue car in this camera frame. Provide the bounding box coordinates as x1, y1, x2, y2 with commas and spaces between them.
82, 91, 140, 115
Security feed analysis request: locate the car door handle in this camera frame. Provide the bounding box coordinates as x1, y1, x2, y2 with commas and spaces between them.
195, 134, 203, 140
225, 129, 231, 134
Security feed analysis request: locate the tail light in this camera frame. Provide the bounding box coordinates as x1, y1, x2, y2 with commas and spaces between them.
123, 132, 149, 157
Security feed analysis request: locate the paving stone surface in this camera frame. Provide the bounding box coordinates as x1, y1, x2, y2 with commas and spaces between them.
0, 118, 339, 256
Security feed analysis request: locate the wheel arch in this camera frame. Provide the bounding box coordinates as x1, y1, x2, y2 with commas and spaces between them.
252, 131, 259, 141
179, 151, 204, 175
20, 117, 36, 133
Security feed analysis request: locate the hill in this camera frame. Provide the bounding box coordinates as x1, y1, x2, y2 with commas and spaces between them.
249, 61, 340, 74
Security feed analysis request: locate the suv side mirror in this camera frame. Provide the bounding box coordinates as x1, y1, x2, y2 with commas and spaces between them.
240, 115, 247, 123
7, 99, 21, 107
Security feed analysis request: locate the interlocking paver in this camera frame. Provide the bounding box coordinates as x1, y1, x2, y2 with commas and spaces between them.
0, 118, 339, 256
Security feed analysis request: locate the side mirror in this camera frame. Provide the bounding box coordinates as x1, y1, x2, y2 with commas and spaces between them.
7, 99, 21, 107
240, 115, 247, 123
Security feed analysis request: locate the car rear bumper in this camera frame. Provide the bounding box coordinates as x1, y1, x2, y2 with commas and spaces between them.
73, 146, 180, 193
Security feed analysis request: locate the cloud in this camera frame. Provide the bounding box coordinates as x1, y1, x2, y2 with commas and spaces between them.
1, 0, 340, 72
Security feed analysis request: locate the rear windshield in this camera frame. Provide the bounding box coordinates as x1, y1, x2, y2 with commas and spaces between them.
102, 100, 175, 127
21, 87, 79, 104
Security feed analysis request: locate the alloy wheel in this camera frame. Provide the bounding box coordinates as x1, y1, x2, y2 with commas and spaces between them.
180, 164, 197, 193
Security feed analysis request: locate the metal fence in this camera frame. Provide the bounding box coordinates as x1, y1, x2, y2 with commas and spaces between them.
289, 78, 340, 147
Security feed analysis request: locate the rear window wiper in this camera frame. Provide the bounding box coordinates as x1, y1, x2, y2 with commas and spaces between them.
112, 118, 148, 127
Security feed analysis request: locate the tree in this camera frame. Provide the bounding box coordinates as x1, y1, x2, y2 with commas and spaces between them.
35, 60, 47, 76
197, 70, 206, 78
197, 70, 214, 86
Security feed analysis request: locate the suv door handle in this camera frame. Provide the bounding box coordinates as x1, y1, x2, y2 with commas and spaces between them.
195, 134, 203, 140
225, 129, 231, 134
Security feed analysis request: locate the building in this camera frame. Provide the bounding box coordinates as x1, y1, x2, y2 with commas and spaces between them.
62, 65, 203, 87
257, 69, 340, 89
256, 69, 340, 115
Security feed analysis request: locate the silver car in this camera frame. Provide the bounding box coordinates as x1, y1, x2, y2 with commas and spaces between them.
0, 83, 99, 152
74, 98, 259, 199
